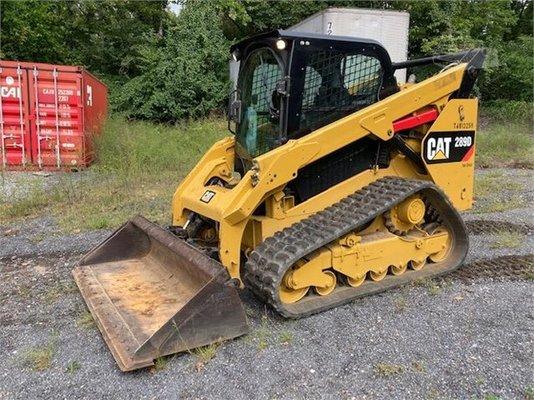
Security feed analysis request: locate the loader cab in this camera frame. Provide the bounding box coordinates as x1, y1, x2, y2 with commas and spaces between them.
229, 30, 398, 162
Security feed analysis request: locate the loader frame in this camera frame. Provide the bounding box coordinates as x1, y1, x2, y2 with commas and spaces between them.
173, 61, 480, 283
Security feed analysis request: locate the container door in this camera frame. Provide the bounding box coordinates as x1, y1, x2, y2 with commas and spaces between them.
28, 66, 84, 169
0, 64, 31, 167
81, 71, 108, 167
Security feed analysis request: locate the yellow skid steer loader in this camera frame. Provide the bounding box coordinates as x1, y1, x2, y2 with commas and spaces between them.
73, 30, 485, 371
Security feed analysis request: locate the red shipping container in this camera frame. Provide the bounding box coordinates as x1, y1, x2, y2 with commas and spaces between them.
0, 61, 107, 170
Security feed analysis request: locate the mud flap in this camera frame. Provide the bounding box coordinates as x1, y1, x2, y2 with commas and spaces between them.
72, 215, 249, 371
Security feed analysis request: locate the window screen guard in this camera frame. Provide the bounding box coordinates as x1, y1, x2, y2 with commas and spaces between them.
290, 46, 384, 137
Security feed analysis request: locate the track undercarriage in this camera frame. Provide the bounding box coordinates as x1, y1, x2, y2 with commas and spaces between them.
244, 177, 469, 318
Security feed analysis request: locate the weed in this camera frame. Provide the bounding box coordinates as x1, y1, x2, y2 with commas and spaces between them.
477, 120, 533, 168
411, 361, 426, 373
151, 356, 170, 373
426, 387, 441, 400
257, 338, 268, 350
394, 296, 407, 313
17, 284, 32, 298
30, 233, 49, 244
428, 284, 441, 296
0, 116, 227, 231
484, 395, 501, 400
412, 278, 442, 296
254, 314, 272, 350
374, 363, 404, 377
474, 196, 525, 214
45, 280, 78, 304
23, 334, 58, 371
279, 330, 293, 345
524, 386, 534, 400
76, 309, 95, 329
412, 277, 429, 287
193, 343, 219, 372
66, 360, 81, 374
490, 231, 522, 249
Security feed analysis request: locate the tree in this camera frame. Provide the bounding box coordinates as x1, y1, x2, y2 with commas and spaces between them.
0, 0, 168, 79
114, 0, 230, 122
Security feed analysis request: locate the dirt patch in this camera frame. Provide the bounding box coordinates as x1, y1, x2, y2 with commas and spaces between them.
466, 219, 533, 235
452, 254, 534, 283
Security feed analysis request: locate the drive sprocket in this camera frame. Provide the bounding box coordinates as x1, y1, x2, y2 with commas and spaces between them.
384, 194, 426, 235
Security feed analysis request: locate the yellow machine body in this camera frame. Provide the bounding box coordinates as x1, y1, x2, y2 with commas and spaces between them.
171, 63, 478, 283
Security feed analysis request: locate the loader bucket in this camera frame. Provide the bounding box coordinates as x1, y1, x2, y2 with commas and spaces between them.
72, 215, 249, 371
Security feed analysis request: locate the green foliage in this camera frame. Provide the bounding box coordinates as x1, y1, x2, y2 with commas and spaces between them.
479, 36, 534, 102
219, 0, 531, 102
0, 1, 71, 62
113, 1, 230, 122
1, 0, 532, 121
0, 0, 168, 79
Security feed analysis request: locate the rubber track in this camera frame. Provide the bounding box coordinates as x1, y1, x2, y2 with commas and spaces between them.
243, 176, 469, 318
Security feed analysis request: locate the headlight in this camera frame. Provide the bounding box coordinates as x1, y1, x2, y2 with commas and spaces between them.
275, 39, 286, 50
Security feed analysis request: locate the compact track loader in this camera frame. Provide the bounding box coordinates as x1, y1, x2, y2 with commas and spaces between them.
73, 30, 485, 370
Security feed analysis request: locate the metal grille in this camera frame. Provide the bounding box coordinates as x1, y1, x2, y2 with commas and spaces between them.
300, 50, 383, 133
237, 50, 282, 157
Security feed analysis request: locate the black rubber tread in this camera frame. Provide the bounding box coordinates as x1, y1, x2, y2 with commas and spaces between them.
424, 202, 442, 225
243, 176, 469, 318
465, 220, 533, 235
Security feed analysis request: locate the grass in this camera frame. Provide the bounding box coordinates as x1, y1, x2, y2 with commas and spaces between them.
490, 231, 522, 249
0, 109, 530, 231
65, 360, 81, 374
374, 362, 404, 377
524, 386, 534, 400
23, 333, 58, 371
45, 280, 78, 304
76, 309, 95, 330
193, 343, 219, 372
279, 330, 293, 345
477, 120, 533, 168
473, 195, 525, 214
474, 171, 523, 198
152, 356, 170, 373
0, 116, 227, 231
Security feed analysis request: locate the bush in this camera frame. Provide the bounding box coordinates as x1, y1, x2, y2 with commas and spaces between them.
479, 36, 534, 102
113, 1, 231, 123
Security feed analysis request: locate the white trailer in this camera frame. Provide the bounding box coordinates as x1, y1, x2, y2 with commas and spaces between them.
230, 7, 410, 86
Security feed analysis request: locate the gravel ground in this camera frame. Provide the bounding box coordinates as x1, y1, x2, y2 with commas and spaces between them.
0, 168, 533, 400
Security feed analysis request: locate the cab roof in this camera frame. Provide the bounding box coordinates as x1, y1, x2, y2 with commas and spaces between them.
230, 29, 385, 54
